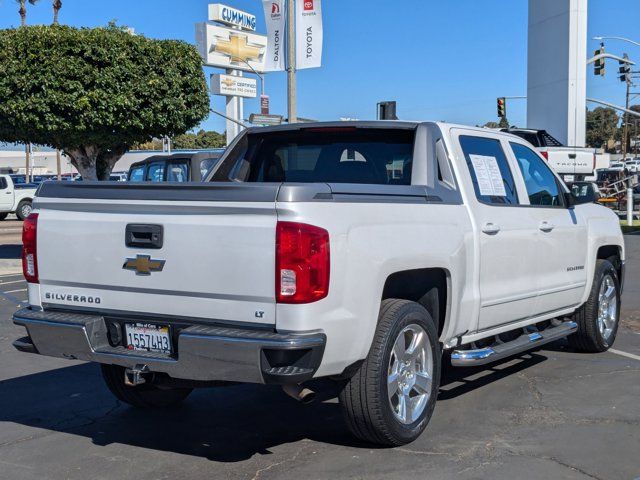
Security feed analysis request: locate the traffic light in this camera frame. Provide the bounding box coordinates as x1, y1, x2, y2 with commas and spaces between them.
619, 54, 631, 83
594, 46, 605, 76
377, 101, 398, 120
497, 97, 506, 118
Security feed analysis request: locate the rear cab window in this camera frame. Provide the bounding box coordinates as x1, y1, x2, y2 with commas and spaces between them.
211, 127, 415, 185
167, 160, 189, 182
128, 165, 146, 182
146, 162, 166, 182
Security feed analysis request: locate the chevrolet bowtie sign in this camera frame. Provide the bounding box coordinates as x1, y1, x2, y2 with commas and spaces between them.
196, 23, 268, 73
211, 74, 257, 98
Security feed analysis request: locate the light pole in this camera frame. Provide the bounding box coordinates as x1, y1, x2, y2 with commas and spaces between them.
593, 36, 640, 48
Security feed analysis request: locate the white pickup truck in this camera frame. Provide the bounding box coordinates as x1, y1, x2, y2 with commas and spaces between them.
502, 128, 596, 182
13, 122, 625, 446
0, 174, 37, 220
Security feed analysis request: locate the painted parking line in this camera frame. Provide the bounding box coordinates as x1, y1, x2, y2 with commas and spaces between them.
0, 273, 23, 279
0, 280, 25, 286
4, 289, 26, 294
609, 348, 640, 362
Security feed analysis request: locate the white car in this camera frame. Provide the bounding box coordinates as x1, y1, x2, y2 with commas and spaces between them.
0, 174, 38, 220
609, 161, 626, 171
624, 158, 640, 173
12, 122, 625, 446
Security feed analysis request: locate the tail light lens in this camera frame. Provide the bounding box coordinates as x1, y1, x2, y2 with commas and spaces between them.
276, 221, 330, 304
541, 151, 549, 160
22, 213, 39, 283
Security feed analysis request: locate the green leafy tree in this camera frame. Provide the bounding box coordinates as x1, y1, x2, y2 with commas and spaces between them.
482, 121, 500, 129
173, 130, 226, 149
498, 116, 509, 129
16, 0, 39, 27
586, 107, 620, 151
0, 25, 210, 180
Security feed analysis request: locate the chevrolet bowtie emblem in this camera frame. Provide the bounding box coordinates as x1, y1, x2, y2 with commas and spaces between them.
123, 255, 166, 276
211, 33, 262, 64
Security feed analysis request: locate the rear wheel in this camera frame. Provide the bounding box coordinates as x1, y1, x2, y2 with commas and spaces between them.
15, 200, 32, 221
339, 299, 441, 446
0, 212, 7, 221
101, 364, 192, 408
569, 259, 620, 352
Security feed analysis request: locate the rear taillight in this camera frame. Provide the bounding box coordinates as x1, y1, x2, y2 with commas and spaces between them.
22, 213, 38, 284
276, 221, 330, 304
541, 151, 549, 160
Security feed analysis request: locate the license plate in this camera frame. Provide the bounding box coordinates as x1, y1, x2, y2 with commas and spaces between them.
125, 323, 172, 354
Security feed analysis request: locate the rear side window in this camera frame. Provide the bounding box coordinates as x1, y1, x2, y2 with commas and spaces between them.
129, 166, 145, 182
0, 177, 7, 189
510, 142, 563, 207
459, 135, 519, 205
211, 128, 415, 185
167, 161, 189, 182
146, 162, 166, 182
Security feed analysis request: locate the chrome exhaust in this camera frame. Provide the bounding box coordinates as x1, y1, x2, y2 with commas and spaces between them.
282, 384, 316, 404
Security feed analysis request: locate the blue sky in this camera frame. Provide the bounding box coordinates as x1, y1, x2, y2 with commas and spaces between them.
0, 0, 638, 133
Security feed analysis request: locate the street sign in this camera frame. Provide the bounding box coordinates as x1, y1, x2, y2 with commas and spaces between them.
196, 23, 268, 73
211, 74, 258, 98
249, 113, 283, 126
208, 4, 256, 31
260, 94, 270, 114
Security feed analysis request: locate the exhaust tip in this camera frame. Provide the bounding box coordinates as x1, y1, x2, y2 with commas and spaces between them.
282, 384, 316, 404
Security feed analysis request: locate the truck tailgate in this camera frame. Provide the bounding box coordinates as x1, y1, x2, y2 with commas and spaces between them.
33, 182, 279, 326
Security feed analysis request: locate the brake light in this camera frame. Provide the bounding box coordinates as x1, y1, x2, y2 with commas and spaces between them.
22, 213, 39, 283
541, 151, 549, 160
276, 222, 330, 304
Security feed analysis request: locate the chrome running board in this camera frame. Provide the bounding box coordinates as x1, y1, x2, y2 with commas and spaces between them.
450, 321, 578, 367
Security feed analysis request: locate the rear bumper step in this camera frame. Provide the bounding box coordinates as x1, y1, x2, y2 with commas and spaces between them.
12, 307, 325, 385
450, 321, 578, 367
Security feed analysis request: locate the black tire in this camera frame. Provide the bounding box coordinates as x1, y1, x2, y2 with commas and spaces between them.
0, 212, 7, 221
339, 299, 441, 446
100, 364, 192, 408
568, 259, 621, 353
15, 200, 32, 221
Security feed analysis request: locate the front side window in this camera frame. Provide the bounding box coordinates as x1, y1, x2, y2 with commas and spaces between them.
146, 162, 166, 182
510, 142, 562, 207
459, 135, 519, 205
128, 166, 145, 182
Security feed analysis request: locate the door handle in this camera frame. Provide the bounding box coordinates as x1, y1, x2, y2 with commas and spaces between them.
539, 221, 555, 232
482, 223, 501, 235
5, 191, 12, 194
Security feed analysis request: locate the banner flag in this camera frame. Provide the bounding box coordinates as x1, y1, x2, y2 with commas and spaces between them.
295, 0, 323, 69
262, 0, 286, 71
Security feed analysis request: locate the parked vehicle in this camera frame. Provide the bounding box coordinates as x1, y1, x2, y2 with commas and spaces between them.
0, 174, 38, 220
12, 122, 625, 446
624, 158, 640, 173
609, 161, 626, 172
127, 151, 225, 183
501, 128, 595, 181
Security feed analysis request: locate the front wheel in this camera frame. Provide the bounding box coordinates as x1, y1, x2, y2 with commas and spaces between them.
101, 364, 192, 408
0, 212, 7, 221
339, 299, 441, 446
569, 259, 621, 352
15, 200, 32, 221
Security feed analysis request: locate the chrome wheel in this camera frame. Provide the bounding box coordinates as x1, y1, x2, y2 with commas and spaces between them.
387, 324, 433, 425
597, 274, 618, 343
21, 203, 32, 218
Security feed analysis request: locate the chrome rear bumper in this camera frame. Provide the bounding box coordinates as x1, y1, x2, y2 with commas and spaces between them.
13, 307, 325, 385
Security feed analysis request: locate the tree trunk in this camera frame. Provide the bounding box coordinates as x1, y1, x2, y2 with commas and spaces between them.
19, 1, 26, 26
53, 0, 62, 25
65, 144, 127, 181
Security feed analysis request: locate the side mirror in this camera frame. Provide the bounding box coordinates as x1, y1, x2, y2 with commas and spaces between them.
564, 192, 576, 209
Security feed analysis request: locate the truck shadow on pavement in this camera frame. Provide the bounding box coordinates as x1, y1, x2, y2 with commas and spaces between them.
0, 348, 557, 461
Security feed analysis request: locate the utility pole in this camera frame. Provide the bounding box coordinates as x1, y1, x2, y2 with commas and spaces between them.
24, 143, 31, 183
287, 0, 297, 124
56, 150, 62, 181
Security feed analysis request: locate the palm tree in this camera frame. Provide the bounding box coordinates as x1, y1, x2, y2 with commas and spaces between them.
52, 0, 62, 25
16, 0, 39, 27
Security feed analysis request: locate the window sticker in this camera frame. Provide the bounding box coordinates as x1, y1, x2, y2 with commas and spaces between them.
469, 154, 507, 197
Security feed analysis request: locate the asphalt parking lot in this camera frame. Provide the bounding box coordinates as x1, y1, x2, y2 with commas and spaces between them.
0, 220, 639, 480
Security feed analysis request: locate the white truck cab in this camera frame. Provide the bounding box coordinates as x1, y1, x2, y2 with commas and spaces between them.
0, 174, 37, 220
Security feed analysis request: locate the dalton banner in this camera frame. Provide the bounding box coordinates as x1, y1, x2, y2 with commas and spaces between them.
262, 0, 286, 71
295, 0, 323, 69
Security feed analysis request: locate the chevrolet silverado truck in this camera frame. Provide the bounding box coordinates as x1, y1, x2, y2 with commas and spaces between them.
501, 128, 596, 182
0, 174, 37, 220
13, 122, 625, 446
